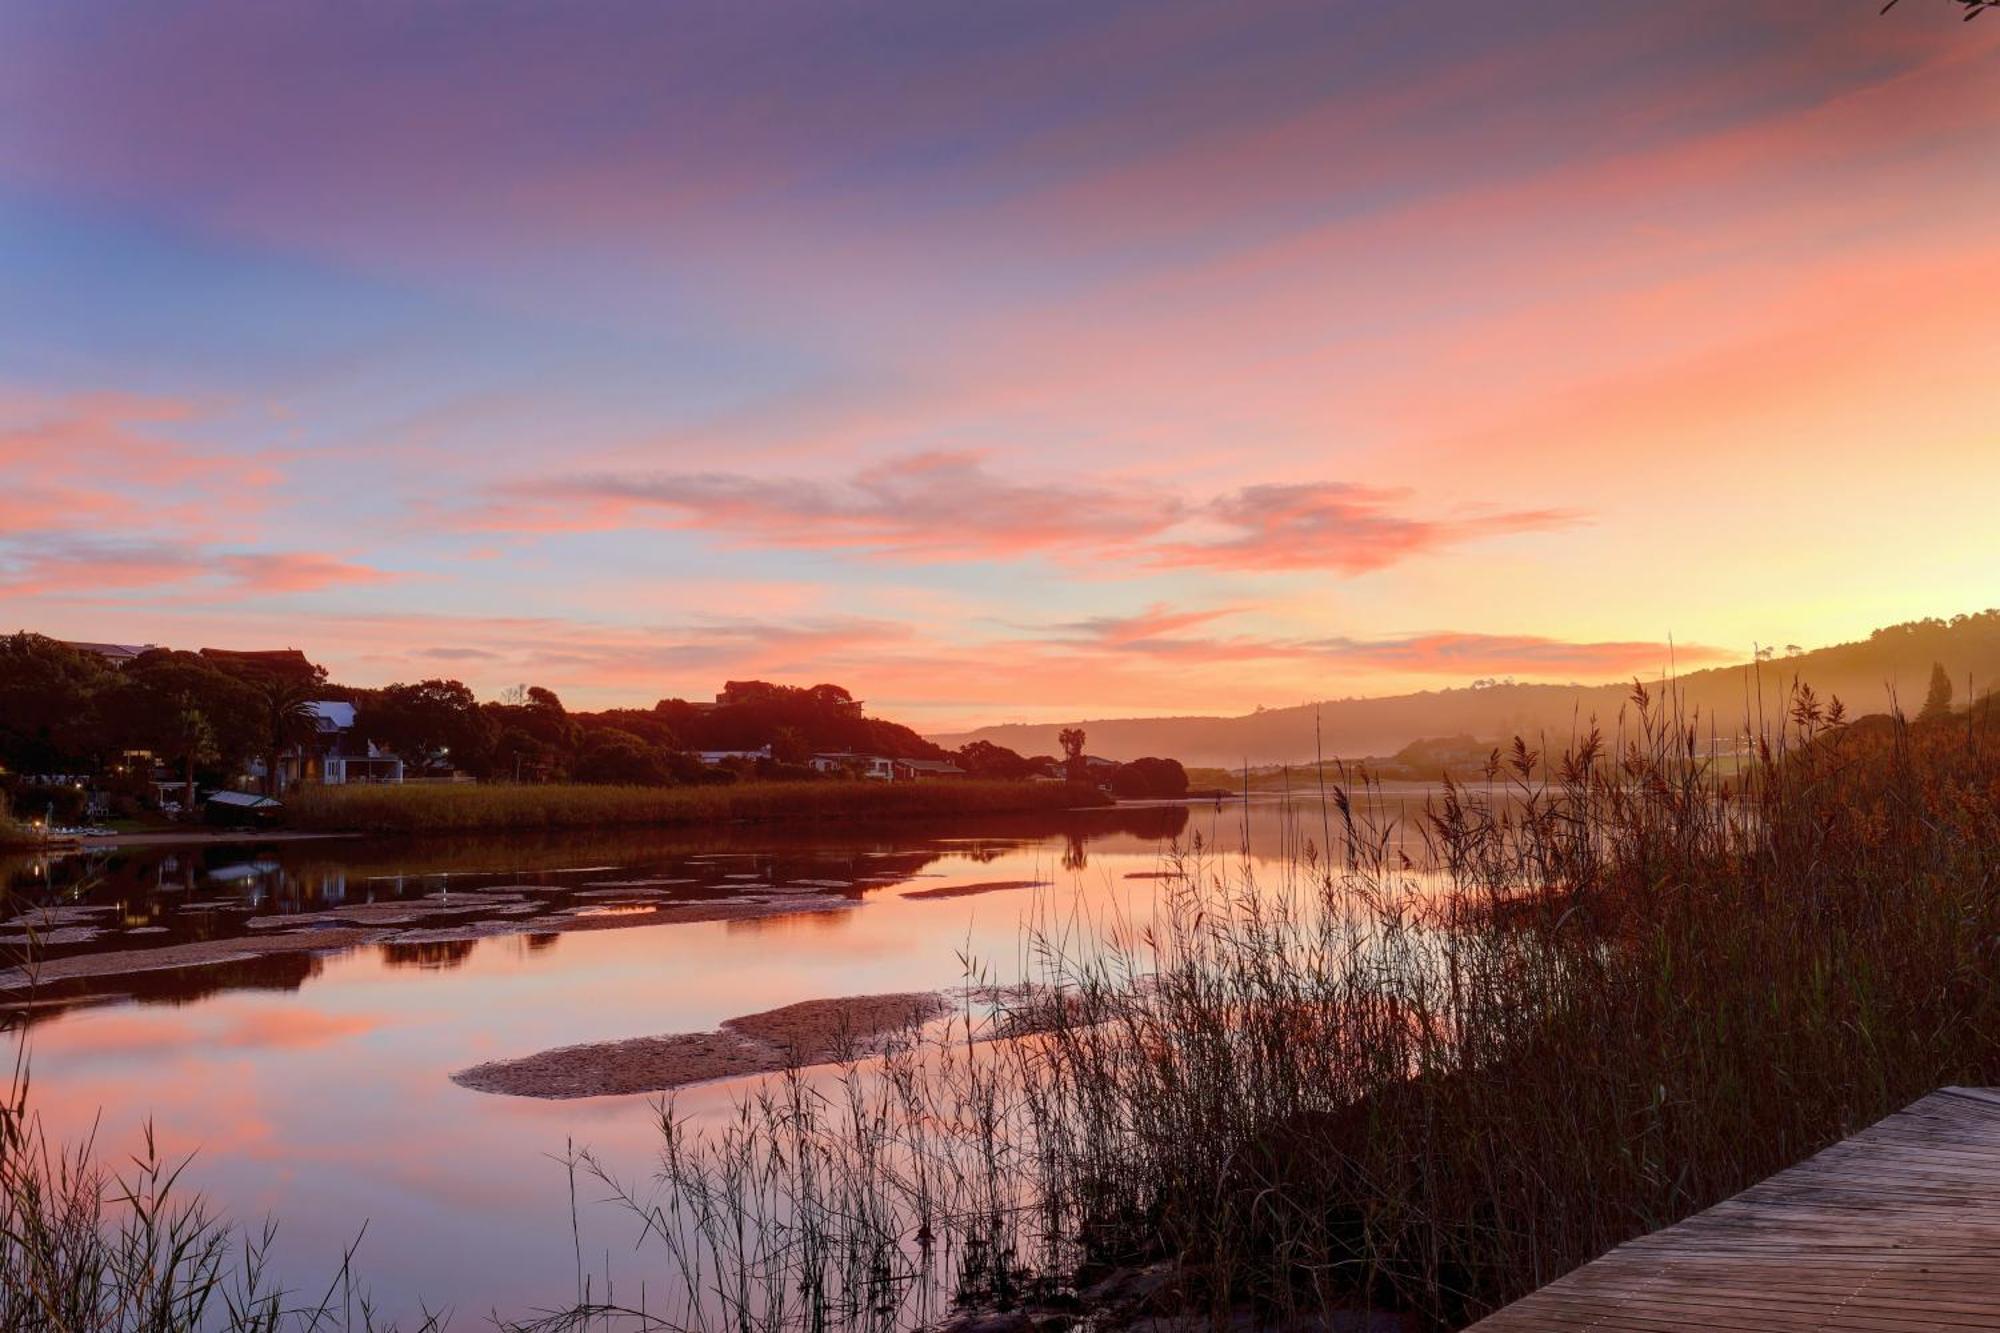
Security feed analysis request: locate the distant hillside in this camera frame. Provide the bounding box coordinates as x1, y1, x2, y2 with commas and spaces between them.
932, 612, 2000, 767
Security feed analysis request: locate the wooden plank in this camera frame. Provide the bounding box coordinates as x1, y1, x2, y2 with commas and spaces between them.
1465, 1088, 2000, 1331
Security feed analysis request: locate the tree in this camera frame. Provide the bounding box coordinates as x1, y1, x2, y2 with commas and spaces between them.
361, 679, 492, 775
1881, 0, 1998, 19
1918, 661, 1955, 723
1109, 756, 1188, 800
572, 729, 673, 785
164, 696, 218, 811
0, 633, 117, 775
957, 739, 1037, 780
769, 726, 812, 765
1058, 727, 1088, 783
119, 650, 263, 782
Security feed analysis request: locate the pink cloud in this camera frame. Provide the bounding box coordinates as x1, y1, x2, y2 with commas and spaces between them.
0, 592, 1737, 732
215, 552, 396, 594
0, 390, 388, 600
1059, 602, 1251, 644
1155, 484, 1577, 574
485, 452, 1181, 560
481, 458, 1569, 574
0, 537, 392, 598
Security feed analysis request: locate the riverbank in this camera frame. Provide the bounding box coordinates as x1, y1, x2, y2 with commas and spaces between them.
285, 778, 1108, 834
77, 829, 359, 849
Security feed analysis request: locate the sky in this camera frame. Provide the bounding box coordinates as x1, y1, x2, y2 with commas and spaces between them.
2, 1, 1995, 730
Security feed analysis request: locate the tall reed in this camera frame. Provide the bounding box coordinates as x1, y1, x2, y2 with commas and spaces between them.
0, 1059, 447, 1332
552, 683, 1999, 1330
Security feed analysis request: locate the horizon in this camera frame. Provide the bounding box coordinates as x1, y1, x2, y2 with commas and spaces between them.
4, 3, 1997, 732
21, 601, 1995, 740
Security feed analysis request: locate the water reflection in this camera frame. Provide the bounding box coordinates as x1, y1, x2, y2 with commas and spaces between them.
3, 797, 1459, 1322
2, 805, 1195, 1023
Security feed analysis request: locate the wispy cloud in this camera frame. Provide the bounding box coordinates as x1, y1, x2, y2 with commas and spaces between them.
482, 453, 1181, 560
1157, 484, 1577, 574
478, 456, 1571, 574
0, 537, 393, 598
0, 391, 389, 600
1043, 607, 1725, 676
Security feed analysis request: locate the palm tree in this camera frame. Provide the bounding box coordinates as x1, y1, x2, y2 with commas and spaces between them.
165, 695, 217, 813
1058, 727, 1087, 783
261, 679, 322, 797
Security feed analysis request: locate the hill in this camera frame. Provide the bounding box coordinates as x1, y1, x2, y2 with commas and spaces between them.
932, 611, 2000, 767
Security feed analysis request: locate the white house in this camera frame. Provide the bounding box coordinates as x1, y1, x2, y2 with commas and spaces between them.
695, 746, 772, 766
811, 752, 899, 780
251, 702, 404, 789
307, 702, 405, 785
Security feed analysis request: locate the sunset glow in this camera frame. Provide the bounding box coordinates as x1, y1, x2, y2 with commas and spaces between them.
3, 2, 1994, 728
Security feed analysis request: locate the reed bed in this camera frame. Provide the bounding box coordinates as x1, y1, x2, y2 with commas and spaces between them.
543, 683, 1999, 1331
284, 779, 1106, 834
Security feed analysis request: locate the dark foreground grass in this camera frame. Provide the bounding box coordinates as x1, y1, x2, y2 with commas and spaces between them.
6, 686, 1997, 1331
284, 778, 1107, 834
566, 684, 1999, 1331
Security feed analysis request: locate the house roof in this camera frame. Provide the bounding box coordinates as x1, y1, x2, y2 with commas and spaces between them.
64, 641, 156, 663
199, 647, 321, 681
206, 790, 282, 809
307, 701, 356, 731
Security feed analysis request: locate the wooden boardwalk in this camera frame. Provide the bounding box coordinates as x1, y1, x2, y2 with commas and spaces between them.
1468, 1087, 2000, 1331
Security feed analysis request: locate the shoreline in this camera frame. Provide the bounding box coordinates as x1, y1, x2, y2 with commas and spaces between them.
76, 829, 362, 850
283, 778, 1110, 836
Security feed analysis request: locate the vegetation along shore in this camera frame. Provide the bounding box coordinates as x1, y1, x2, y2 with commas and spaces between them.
285, 777, 1108, 834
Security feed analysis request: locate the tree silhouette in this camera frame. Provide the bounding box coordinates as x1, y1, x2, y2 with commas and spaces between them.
1058, 727, 1088, 783
1918, 661, 1955, 723
1882, 0, 1997, 19
165, 696, 217, 811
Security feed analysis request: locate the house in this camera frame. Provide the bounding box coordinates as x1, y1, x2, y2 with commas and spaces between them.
304, 702, 405, 785
810, 754, 966, 781
901, 759, 968, 780
249, 701, 405, 791
63, 641, 159, 665
695, 746, 772, 766
811, 752, 900, 781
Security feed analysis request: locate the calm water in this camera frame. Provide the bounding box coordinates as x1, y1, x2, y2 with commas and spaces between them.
2, 799, 1411, 1321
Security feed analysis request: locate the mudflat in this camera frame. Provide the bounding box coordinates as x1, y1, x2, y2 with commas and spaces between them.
452, 991, 950, 1098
